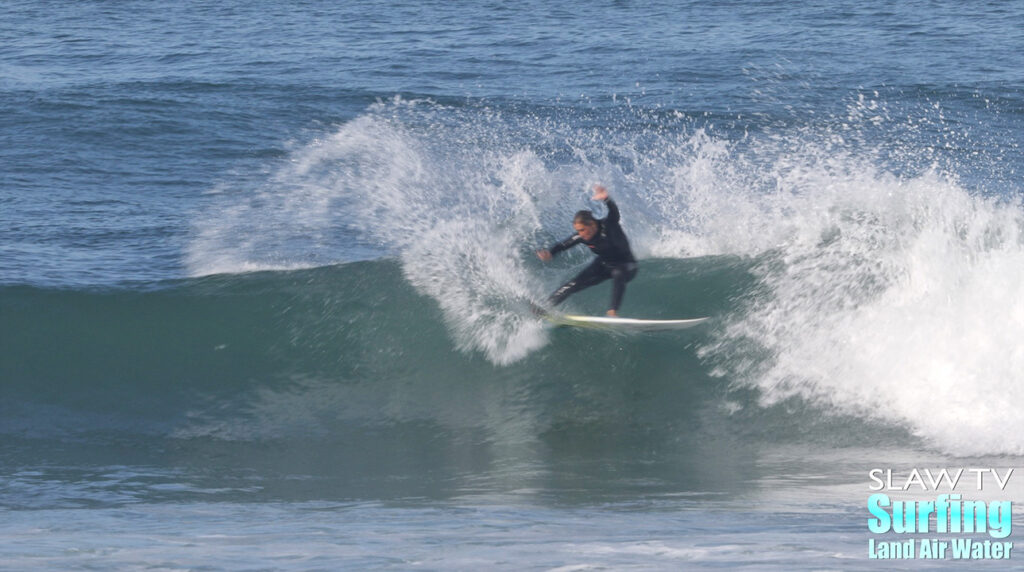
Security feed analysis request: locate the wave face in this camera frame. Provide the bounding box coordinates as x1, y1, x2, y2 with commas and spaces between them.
1, 260, 741, 442
6, 207, 1024, 461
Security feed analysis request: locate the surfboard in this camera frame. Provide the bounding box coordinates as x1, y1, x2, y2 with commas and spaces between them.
541, 312, 710, 332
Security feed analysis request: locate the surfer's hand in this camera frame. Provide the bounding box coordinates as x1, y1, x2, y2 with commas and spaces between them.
592, 184, 609, 201
537, 249, 552, 261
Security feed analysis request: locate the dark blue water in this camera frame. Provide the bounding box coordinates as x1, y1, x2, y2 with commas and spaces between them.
3, 1, 1024, 569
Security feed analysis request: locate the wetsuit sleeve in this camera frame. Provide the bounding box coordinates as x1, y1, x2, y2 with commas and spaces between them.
604, 198, 620, 225
548, 234, 582, 256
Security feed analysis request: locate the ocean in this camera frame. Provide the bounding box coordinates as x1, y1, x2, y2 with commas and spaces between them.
3, 1, 1024, 569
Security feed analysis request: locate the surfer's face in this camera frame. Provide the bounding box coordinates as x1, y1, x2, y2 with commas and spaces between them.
574, 221, 598, 241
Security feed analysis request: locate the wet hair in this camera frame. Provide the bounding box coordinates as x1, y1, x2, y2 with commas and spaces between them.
573, 210, 597, 226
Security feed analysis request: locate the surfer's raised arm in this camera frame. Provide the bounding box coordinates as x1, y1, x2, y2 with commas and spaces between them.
592, 184, 620, 225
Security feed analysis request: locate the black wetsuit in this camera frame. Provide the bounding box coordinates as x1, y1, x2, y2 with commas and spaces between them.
546, 199, 638, 312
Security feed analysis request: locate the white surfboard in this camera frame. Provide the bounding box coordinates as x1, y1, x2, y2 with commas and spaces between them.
542, 312, 709, 332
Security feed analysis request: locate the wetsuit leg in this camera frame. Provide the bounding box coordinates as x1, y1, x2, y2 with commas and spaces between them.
547, 260, 611, 307
608, 262, 638, 312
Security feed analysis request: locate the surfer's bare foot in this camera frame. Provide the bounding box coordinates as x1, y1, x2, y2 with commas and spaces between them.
606, 309, 617, 317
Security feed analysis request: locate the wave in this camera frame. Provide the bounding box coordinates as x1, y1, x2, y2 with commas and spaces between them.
9, 96, 1024, 456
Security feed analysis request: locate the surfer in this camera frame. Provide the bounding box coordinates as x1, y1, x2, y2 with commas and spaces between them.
536, 184, 637, 317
